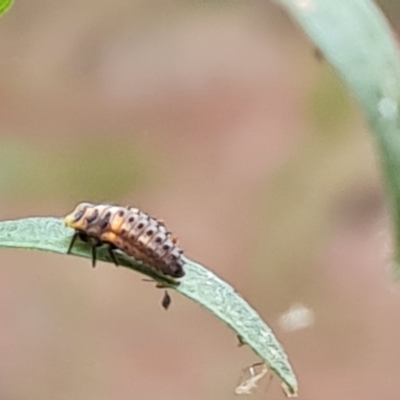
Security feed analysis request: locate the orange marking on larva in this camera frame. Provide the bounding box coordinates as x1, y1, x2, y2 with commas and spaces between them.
100, 231, 118, 244
109, 215, 125, 233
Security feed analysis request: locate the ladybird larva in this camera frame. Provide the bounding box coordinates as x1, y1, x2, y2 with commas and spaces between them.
64, 202, 185, 279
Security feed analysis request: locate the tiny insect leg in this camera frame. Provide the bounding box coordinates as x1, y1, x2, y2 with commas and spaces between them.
91, 243, 97, 268
66, 232, 79, 254
106, 245, 119, 266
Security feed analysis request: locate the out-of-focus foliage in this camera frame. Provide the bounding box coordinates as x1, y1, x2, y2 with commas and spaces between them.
277, 0, 400, 278
0, 0, 399, 399
0, 0, 13, 17
0, 138, 149, 200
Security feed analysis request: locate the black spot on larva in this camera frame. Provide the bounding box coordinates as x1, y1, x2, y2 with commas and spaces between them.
85, 209, 98, 224
99, 219, 109, 229
146, 229, 154, 236
137, 223, 144, 229
120, 228, 126, 235
103, 211, 111, 223
163, 244, 170, 250
155, 237, 162, 243
73, 210, 85, 222
118, 210, 125, 217
128, 216, 135, 223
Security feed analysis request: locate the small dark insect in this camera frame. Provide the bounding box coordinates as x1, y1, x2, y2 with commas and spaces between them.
161, 290, 172, 310
237, 335, 246, 347
64, 202, 185, 308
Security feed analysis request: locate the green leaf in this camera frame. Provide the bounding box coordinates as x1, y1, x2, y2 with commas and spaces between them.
276, 0, 400, 277
0, 0, 13, 16
0, 217, 298, 396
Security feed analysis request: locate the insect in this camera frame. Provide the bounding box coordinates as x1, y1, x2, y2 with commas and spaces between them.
235, 363, 270, 395
64, 202, 185, 309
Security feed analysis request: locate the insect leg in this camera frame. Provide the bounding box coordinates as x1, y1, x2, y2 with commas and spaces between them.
107, 245, 119, 266
67, 232, 79, 254
91, 242, 97, 268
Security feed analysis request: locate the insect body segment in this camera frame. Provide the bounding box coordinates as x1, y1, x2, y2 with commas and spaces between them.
64, 202, 185, 279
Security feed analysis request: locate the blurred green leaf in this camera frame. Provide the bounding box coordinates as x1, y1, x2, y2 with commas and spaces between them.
277, 0, 400, 277
0, 0, 13, 16
0, 216, 298, 397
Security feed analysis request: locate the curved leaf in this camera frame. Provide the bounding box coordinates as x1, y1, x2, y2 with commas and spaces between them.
277, 0, 400, 277
0, 217, 298, 396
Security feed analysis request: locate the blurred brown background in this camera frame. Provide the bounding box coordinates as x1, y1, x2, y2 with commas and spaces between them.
0, 0, 399, 399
